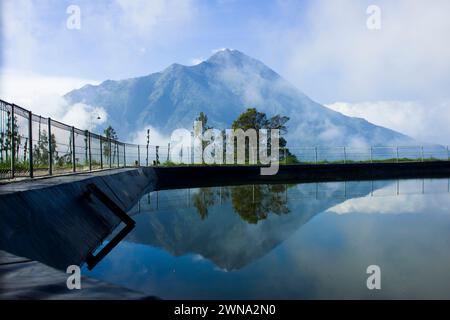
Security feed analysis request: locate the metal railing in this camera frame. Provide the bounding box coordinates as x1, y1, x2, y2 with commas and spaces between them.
1, 98, 449, 180
0, 99, 149, 180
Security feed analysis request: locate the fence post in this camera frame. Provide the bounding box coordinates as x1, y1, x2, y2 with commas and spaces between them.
447, 146, 449, 161
370, 146, 373, 163
88, 131, 92, 171
48, 118, 53, 175
180, 146, 183, 163
192, 146, 195, 164
421, 146, 424, 162
123, 143, 126, 167
71, 126, 76, 172
343, 146, 346, 164
138, 145, 140, 166
146, 129, 150, 166
28, 111, 33, 178
100, 137, 103, 169
396, 146, 399, 163
156, 146, 159, 166
315, 147, 318, 164
109, 139, 112, 168
10, 104, 15, 178
167, 143, 171, 162
116, 143, 119, 167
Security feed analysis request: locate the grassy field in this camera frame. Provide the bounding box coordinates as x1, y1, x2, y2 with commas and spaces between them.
1, 156, 449, 179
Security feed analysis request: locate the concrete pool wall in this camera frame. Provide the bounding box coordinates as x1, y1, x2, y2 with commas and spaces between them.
0, 168, 157, 270
154, 161, 450, 189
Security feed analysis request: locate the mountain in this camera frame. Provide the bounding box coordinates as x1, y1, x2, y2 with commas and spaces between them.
64, 49, 414, 146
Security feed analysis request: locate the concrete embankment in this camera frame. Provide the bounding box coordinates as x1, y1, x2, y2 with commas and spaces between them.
0, 168, 157, 271
153, 161, 450, 190
0, 250, 156, 299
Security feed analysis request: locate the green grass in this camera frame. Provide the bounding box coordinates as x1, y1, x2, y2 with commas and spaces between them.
295, 157, 446, 165
1, 156, 449, 178
155, 156, 448, 166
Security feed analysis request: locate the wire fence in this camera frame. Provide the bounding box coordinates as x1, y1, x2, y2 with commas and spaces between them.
1, 98, 450, 180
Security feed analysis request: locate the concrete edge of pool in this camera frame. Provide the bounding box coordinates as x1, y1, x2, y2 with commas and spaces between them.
0, 168, 158, 299
0, 250, 157, 300
1, 161, 450, 299
154, 161, 450, 189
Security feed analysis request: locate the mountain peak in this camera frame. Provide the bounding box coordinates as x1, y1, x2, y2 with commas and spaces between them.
206, 49, 259, 67
164, 62, 183, 71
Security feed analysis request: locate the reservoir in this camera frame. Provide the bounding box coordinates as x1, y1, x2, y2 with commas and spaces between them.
80, 178, 450, 299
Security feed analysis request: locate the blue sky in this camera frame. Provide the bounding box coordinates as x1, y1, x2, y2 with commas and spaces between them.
1, 0, 312, 84
1, 0, 450, 143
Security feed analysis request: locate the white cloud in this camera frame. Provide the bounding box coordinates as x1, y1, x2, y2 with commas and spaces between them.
116, 0, 195, 36
326, 100, 450, 145
327, 192, 420, 215
190, 58, 204, 65
0, 70, 99, 106
61, 103, 107, 131
326, 179, 450, 215
328, 189, 450, 215
212, 48, 232, 54
216, 64, 268, 106
255, 0, 450, 103
1, 0, 37, 71
317, 120, 344, 142
0, 70, 105, 130
129, 125, 170, 147
0, 0, 199, 79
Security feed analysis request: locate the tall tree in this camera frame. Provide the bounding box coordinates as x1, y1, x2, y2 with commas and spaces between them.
103, 126, 118, 162
2, 111, 20, 161
231, 107, 296, 163
195, 112, 211, 132
195, 112, 213, 160
189, 185, 290, 224
33, 130, 57, 166
231, 184, 290, 224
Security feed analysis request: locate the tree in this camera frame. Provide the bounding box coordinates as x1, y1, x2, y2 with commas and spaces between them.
231, 108, 297, 163
103, 126, 118, 163
195, 112, 213, 157
1, 111, 20, 162
189, 185, 290, 224
230, 184, 290, 224
192, 187, 218, 220
232, 108, 270, 131
33, 130, 57, 166
195, 112, 211, 132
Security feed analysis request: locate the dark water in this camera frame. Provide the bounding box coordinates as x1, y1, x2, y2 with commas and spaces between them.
83, 178, 450, 299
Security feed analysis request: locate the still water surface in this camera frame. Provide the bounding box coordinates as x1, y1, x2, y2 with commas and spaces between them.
83, 178, 450, 299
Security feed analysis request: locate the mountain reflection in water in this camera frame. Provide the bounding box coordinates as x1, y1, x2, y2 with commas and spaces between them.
83, 178, 450, 299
